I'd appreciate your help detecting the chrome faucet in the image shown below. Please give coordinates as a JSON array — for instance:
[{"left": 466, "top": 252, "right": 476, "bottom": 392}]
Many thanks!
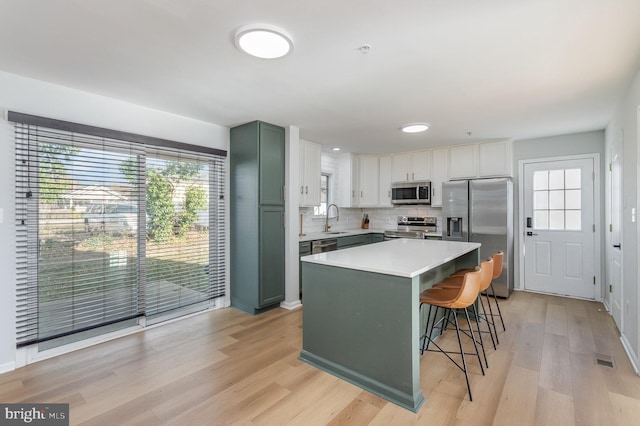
[{"left": 324, "top": 203, "right": 339, "bottom": 232}]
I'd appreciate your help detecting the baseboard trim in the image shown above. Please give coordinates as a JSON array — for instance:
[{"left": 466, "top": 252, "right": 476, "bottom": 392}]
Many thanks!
[
  {"left": 620, "top": 333, "right": 640, "bottom": 375},
  {"left": 280, "top": 300, "right": 302, "bottom": 310},
  {"left": 299, "top": 350, "right": 424, "bottom": 412},
  {"left": 0, "top": 361, "right": 15, "bottom": 374}
]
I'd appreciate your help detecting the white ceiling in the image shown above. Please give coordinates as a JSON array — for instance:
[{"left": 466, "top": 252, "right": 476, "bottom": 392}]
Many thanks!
[{"left": 1, "top": 0, "right": 640, "bottom": 154}]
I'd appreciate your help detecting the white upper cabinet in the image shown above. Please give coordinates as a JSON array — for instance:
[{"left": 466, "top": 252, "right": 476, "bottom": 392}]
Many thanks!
[
  {"left": 298, "top": 139, "right": 322, "bottom": 206},
  {"left": 359, "top": 155, "right": 379, "bottom": 207},
  {"left": 337, "top": 153, "right": 359, "bottom": 208},
  {"left": 413, "top": 150, "right": 431, "bottom": 181},
  {"left": 378, "top": 156, "right": 393, "bottom": 207},
  {"left": 478, "top": 139, "right": 513, "bottom": 177},
  {"left": 392, "top": 150, "right": 431, "bottom": 182},
  {"left": 448, "top": 144, "right": 478, "bottom": 180},
  {"left": 430, "top": 148, "right": 448, "bottom": 207},
  {"left": 391, "top": 152, "right": 410, "bottom": 182}
]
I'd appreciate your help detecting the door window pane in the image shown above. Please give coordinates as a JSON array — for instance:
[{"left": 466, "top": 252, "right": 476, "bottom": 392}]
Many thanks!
[
  {"left": 549, "top": 170, "right": 564, "bottom": 190},
  {"left": 145, "top": 157, "right": 212, "bottom": 318},
  {"left": 565, "top": 190, "right": 581, "bottom": 209},
  {"left": 534, "top": 171, "right": 548, "bottom": 190},
  {"left": 532, "top": 168, "right": 582, "bottom": 231},
  {"left": 549, "top": 190, "right": 565, "bottom": 210},
  {"left": 534, "top": 191, "right": 548, "bottom": 209},
  {"left": 534, "top": 210, "right": 549, "bottom": 229},
  {"left": 565, "top": 211, "right": 581, "bottom": 230},
  {"left": 565, "top": 169, "right": 581, "bottom": 189},
  {"left": 549, "top": 210, "right": 564, "bottom": 230}
]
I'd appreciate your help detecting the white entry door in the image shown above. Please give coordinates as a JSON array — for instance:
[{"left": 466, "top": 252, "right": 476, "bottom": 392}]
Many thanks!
[{"left": 523, "top": 158, "right": 596, "bottom": 299}]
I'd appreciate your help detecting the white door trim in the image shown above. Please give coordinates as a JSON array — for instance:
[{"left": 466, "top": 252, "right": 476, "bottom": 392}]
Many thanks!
[{"left": 518, "top": 153, "right": 602, "bottom": 300}]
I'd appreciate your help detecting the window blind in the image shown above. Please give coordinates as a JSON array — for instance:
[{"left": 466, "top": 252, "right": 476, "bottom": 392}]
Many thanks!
[{"left": 12, "top": 112, "right": 226, "bottom": 347}]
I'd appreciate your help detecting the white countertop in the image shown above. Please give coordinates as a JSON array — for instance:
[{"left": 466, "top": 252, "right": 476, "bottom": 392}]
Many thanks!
[{"left": 301, "top": 239, "right": 480, "bottom": 278}]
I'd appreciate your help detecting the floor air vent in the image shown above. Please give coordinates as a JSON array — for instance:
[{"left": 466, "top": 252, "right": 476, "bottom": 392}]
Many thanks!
[{"left": 594, "top": 353, "right": 616, "bottom": 368}]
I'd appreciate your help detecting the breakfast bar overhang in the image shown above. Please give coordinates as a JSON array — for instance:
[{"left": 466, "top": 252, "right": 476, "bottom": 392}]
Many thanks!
[{"left": 299, "top": 239, "right": 481, "bottom": 412}]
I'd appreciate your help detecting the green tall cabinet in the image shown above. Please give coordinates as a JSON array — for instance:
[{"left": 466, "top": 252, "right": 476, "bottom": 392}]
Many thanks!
[{"left": 230, "top": 121, "right": 285, "bottom": 314}]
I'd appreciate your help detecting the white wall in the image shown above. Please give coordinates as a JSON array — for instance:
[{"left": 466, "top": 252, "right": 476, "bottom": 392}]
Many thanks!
[
  {"left": 606, "top": 63, "right": 640, "bottom": 372},
  {"left": 282, "top": 126, "right": 302, "bottom": 310},
  {"left": 0, "top": 71, "right": 229, "bottom": 373}
]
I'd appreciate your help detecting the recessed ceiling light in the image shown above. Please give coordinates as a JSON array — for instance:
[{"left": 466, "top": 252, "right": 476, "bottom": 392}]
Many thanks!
[
  {"left": 234, "top": 24, "right": 294, "bottom": 59},
  {"left": 401, "top": 123, "right": 430, "bottom": 133},
  {"left": 332, "top": 147, "right": 341, "bottom": 151}
]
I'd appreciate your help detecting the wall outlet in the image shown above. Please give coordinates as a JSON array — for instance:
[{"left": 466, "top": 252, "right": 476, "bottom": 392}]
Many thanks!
[{"left": 385, "top": 217, "right": 391, "bottom": 224}]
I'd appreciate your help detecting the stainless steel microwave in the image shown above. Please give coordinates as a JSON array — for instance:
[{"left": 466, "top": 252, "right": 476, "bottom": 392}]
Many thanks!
[{"left": 391, "top": 182, "right": 431, "bottom": 205}]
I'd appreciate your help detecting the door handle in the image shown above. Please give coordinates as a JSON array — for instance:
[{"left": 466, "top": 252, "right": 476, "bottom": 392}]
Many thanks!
[
  {"left": 613, "top": 244, "right": 621, "bottom": 248},
  {"left": 526, "top": 231, "right": 538, "bottom": 236}
]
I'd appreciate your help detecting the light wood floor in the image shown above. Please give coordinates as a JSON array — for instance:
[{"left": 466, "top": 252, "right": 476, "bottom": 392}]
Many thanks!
[{"left": 2, "top": 291, "right": 640, "bottom": 425}]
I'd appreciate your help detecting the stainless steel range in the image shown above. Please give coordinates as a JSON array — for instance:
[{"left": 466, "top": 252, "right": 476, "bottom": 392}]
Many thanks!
[{"left": 384, "top": 216, "right": 438, "bottom": 240}]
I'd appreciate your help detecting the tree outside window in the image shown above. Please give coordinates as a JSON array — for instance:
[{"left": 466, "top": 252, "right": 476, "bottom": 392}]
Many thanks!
[{"left": 314, "top": 174, "right": 330, "bottom": 215}]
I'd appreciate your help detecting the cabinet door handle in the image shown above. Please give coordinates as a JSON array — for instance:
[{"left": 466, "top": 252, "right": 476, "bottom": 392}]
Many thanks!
[
  {"left": 300, "top": 185, "right": 304, "bottom": 194},
  {"left": 352, "top": 190, "right": 355, "bottom": 198},
  {"left": 305, "top": 186, "right": 308, "bottom": 194},
  {"left": 388, "top": 190, "right": 391, "bottom": 197},
  {"left": 406, "top": 172, "right": 409, "bottom": 181},
  {"left": 361, "top": 190, "right": 363, "bottom": 197},
  {"left": 432, "top": 187, "right": 435, "bottom": 197},
  {"left": 412, "top": 172, "right": 415, "bottom": 180}
]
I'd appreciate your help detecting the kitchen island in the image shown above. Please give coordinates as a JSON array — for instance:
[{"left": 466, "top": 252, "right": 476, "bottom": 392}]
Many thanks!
[{"left": 299, "top": 238, "right": 481, "bottom": 412}]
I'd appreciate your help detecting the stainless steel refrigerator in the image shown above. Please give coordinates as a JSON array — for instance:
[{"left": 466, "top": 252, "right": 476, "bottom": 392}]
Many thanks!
[{"left": 442, "top": 178, "right": 514, "bottom": 298}]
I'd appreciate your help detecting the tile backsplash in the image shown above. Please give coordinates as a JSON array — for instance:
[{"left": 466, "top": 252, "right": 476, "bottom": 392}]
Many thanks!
[{"left": 298, "top": 206, "right": 443, "bottom": 234}]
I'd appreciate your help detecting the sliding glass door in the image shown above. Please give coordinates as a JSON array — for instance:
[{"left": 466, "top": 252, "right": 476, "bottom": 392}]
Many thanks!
[{"left": 14, "top": 115, "right": 226, "bottom": 351}]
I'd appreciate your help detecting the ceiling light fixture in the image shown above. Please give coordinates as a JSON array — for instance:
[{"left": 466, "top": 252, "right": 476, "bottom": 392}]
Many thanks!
[
  {"left": 332, "top": 147, "right": 341, "bottom": 151},
  {"left": 234, "top": 24, "right": 294, "bottom": 59},
  {"left": 401, "top": 123, "right": 430, "bottom": 133}
]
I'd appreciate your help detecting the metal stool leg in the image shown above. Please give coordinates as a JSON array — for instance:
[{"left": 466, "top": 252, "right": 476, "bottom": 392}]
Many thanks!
[
  {"left": 470, "top": 303, "right": 488, "bottom": 370},
  {"left": 453, "top": 309, "right": 473, "bottom": 401},
  {"left": 489, "top": 282, "right": 506, "bottom": 332},
  {"left": 463, "top": 306, "right": 484, "bottom": 377},
  {"left": 478, "top": 292, "right": 497, "bottom": 350}
]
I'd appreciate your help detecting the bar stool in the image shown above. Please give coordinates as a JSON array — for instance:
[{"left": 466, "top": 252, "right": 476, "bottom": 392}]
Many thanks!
[
  {"left": 486, "top": 251, "right": 506, "bottom": 332},
  {"left": 419, "top": 268, "right": 484, "bottom": 401},
  {"left": 432, "top": 257, "right": 495, "bottom": 366},
  {"left": 451, "top": 251, "right": 506, "bottom": 335}
]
